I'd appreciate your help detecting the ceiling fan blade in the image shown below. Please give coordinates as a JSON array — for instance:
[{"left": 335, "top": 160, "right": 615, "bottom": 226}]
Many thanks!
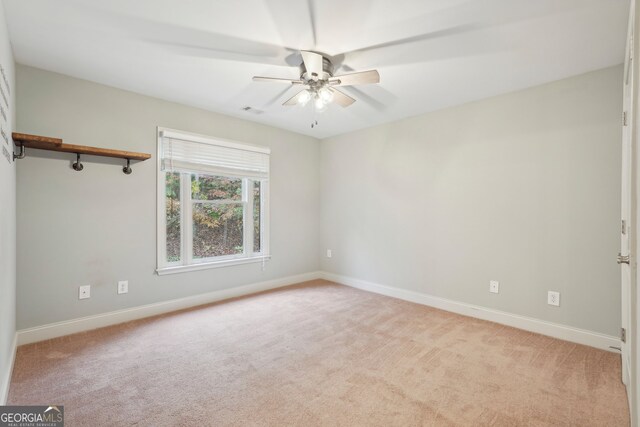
[
  {"left": 330, "top": 88, "right": 356, "bottom": 107},
  {"left": 307, "top": 0, "right": 318, "bottom": 47},
  {"left": 338, "top": 0, "right": 581, "bottom": 66},
  {"left": 300, "top": 51, "right": 323, "bottom": 78},
  {"left": 253, "top": 76, "right": 303, "bottom": 84},
  {"left": 283, "top": 90, "right": 307, "bottom": 106},
  {"left": 261, "top": 0, "right": 316, "bottom": 53},
  {"left": 81, "top": 7, "right": 297, "bottom": 66},
  {"left": 263, "top": 86, "right": 294, "bottom": 107},
  {"left": 329, "top": 70, "right": 380, "bottom": 86}
]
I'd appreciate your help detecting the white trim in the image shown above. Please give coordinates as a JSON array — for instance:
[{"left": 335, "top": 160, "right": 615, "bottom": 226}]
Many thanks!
[
  {"left": 260, "top": 180, "right": 270, "bottom": 256},
  {"left": 16, "top": 271, "right": 321, "bottom": 345},
  {"left": 156, "top": 255, "right": 271, "bottom": 275},
  {"left": 321, "top": 272, "right": 621, "bottom": 352},
  {"left": 243, "top": 178, "right": 253, "bottom": 256},
  {"left": 1, "top": 333, "right": 17, "bottom": 405},
  {"left": 13, "top": 270, "right": 620, "bottom": 353},
  {"left": 183, "top": 173, "right": 193, "bottom": 263},
  {"left": 156, "top": 130, "right": 164, "bottom": 271}
]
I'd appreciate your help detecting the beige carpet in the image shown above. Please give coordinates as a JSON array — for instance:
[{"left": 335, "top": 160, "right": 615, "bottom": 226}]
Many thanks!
[{"left": 9, "top": 280, "right": 629, "bottom": 426}]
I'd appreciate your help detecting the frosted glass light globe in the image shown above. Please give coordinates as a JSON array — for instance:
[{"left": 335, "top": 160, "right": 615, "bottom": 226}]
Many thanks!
[
  {"left": 318, "top": 87, "right": 333, "bottom": 103},
  {"left": 298, "top": 90, "right": 311, "bottom": 105},
  {"left": 314, "top": 96, "right": 327, "bottom": 112}
]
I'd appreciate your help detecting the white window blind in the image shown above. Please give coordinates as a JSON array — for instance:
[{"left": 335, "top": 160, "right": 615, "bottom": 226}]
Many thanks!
[{"left": 159, "top": 129, "right": 270, "bottom": 179}]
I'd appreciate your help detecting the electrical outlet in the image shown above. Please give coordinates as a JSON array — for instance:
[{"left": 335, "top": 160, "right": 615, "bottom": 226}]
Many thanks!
[
  {"left": 547, "top": 291, "right": 560, "bottom": 306},
  {"left": 489, "top": 280, "right": 499, "bottom": 294},
  {"left": 118, "top": 280, "right": 128, "bottom": 294},
  {"left": 79, "top": 285, "right": 90, "bottom": 300},
  {"left": 326, "top": 249, "right": 332, "bottom": 258}
]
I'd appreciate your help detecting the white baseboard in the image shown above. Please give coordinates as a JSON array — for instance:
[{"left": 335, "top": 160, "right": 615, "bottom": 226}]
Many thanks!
[
  {"left": 321, "top": 272, "right": 620, "bottom": 352},
  {"left": 17, "top": 271, "right": 322, "bottom": 346},
  {"left": 1, "top": 333, "right": 17, "bottom": 405},
  {"left": 14, "top": 270, "right": 620, "bottom": 353}
]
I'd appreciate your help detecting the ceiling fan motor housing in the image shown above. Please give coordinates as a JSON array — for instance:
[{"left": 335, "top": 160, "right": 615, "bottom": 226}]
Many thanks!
[{"left": 300, "top": 55, "right": 334, "bottom": 82}]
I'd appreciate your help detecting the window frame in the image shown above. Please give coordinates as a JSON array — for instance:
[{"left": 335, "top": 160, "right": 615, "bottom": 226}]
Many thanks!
[{"left": 156, "top": 128, "right": 270, "bottom": 275}]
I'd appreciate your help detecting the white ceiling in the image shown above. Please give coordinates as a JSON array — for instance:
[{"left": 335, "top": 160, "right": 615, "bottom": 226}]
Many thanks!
[{"left": 2, "top": 0, "right": 630, "bottom": 138}]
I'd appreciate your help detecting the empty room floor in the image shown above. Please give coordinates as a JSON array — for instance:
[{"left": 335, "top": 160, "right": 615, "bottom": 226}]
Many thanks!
[{"left": 8, "top": 280, "right": 628, "bottom": 426}]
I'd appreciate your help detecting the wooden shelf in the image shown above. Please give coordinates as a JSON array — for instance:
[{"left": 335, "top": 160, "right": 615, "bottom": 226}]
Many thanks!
[
  {"left": 12, "top": 132, "right": 151, "bottom": 161},
  {"left": 12, "top": 132, "right": 62, "bottom": 148}
]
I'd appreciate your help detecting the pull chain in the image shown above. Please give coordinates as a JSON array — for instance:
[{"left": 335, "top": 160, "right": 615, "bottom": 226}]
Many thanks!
[{"left": 311, "top": 104, "right": 319, "bottom": 129}]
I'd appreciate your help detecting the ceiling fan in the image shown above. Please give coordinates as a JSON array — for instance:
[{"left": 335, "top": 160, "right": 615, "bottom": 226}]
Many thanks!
[{"left": 252, "top": 51, "right": 380, "bottom": 111}]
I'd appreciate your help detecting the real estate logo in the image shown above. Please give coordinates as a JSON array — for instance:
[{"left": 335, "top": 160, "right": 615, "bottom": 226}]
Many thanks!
[{"left": 0, "top": 405, "right": 64, "bottom": 427}]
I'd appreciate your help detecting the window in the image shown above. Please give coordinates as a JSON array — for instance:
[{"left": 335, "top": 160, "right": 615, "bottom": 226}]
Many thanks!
[{"left": 157, "top": 128, "right": 270, "bottom": 274}]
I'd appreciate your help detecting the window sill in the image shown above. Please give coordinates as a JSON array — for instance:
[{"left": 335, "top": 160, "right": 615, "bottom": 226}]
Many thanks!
[{"left": 156, "top": 256, "right": 270, "bottom": 276}]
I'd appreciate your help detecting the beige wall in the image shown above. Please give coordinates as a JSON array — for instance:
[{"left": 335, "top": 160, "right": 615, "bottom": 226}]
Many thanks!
[
  {"left": 14, "top": 62, "right": 624, "bottom": 341},
  {"left": 0, "top": 2, "right": 16, "bottom": 404},
  {"left": 15, "top": 65, "right": 320, "bottom": 329},
  {"left": 320, "top": 65, "right": 623, "bottom": 336}
]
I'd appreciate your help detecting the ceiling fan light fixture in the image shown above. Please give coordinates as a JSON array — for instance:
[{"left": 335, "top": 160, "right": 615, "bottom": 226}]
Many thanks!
[
  {"left": 314, "top": 95, "right": 327, "bottom": 112},
  {"left": 298, "top": 89, "right": 311, "bottom": 105},
  {"left": 318, "top": 87, "right": 333, "bottom": 103},
  {"left": 253, "top": 50, "right": 379, "bottom": 111}
]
